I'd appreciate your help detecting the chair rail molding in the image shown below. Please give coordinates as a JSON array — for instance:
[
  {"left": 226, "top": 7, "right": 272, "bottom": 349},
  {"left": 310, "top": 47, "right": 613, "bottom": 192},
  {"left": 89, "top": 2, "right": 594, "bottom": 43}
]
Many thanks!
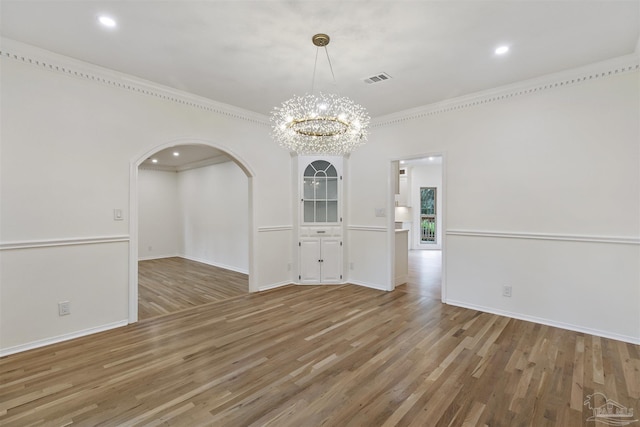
[
  {"left": 0, "top": 235, "right": 130, "bottom": 251},
  {"left": 446, "top": 229, "right": 640, "bottom": 246}
]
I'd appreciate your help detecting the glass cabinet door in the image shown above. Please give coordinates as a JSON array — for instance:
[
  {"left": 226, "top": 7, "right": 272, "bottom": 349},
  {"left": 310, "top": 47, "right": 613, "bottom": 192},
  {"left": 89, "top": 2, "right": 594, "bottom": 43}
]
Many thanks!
[{"left": 302, "top": 160, "right": 339, "bottom": 224}]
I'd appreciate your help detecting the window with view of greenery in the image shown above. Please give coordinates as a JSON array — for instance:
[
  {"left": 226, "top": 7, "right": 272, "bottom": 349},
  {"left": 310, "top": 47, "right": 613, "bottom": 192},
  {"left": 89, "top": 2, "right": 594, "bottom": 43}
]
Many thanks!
[{"left": 420, "top": 187, "right": 436, "bottom": 243}]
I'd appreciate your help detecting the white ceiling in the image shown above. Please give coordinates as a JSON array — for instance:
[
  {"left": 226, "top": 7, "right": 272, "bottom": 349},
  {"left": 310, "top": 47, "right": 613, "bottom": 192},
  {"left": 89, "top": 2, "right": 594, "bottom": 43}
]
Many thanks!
[
  {"left": 139, "top": 145, "right": 229, "bottom": 170},
  {"left": 1, "top": 0, "right": 638, "bottom": 120}
]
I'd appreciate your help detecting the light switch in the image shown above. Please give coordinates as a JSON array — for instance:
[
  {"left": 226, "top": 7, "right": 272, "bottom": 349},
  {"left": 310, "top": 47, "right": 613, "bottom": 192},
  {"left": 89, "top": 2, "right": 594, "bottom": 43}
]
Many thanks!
[
  {"left": 375, "top": 208, "right": 386, "bottom": 217},
  {"left": 113, "top": 209, "right": 124, "bottom": 221}
]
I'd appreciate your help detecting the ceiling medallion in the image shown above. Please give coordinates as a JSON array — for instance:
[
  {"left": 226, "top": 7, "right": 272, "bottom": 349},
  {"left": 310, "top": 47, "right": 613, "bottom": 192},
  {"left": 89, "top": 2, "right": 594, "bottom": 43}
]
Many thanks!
[{"left": 271, "top": 34, "right": 370, "bottom": 156}]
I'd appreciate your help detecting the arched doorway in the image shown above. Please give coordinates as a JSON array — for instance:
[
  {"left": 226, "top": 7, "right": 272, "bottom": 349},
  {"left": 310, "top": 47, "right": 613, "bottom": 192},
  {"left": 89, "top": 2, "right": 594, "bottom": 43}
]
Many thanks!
[{"left": 128, "top": 139, "right": 256, "bottom": 323}]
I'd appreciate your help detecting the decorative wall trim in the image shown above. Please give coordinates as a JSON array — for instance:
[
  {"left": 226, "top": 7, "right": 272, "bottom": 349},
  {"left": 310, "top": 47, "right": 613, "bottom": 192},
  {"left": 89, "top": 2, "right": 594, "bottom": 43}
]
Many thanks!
[
  {"left": 0, "top": 235, "right": 130, "bottom": 251},
  {"left": 257, "top": 226, "right": 293, "bottom": 232},
  {"left": 446, "top": 299, "right": 639, "bottom": 345},
  {"left": 0, "top": 38, "right": 269, "bottom": 126},
  {"left": 348, "top": 280, "right": 393, "bottom": 292},
  {"left": 257, "top": 281, "right": 293, "bottom": 292},
  {"left": 0, "top": 320, "right": 129, "bottom": 357},
  {"left": 138, "top": 254, "right": 181, "bottom": 262},
  {"left": 446, "top": 229, "right": 640, "bottom": 246},
  {"left": 180, "top": 254, "right": 249, "bottom": 275},
  {"left": 373, "top": 54, "right": 640, "bottom": 127},
  {"left": 347, "top": 226, "right": 388, "bottom": 232}
]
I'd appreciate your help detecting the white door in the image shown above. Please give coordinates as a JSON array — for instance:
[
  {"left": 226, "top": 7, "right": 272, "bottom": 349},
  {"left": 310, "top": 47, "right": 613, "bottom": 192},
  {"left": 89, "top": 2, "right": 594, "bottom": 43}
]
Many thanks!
[
  {"left": 300, "top": 238, "right": 321, "bottom": 284},
  {"left": 299, "top": 237, "right": 342, "bottom": 284},
  {"left": 320, "top": 238, "right": 342, "bottom": 283}
]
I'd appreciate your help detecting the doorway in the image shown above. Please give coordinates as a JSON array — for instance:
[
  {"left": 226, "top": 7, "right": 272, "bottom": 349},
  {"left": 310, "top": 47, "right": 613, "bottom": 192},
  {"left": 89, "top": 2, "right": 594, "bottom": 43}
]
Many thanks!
[
  {"left": 129, "top": 140, "right": 255, "bottom": 323},
  {"left": 392, "top": 155, "right": 444, "bottom": 301}
]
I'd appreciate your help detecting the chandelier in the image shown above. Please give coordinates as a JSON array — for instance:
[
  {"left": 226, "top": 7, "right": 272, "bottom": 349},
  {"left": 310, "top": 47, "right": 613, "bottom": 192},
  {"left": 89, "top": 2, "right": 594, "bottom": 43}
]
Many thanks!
[{"left": 271, "top": 34, "right": 370, "bottom": 156}]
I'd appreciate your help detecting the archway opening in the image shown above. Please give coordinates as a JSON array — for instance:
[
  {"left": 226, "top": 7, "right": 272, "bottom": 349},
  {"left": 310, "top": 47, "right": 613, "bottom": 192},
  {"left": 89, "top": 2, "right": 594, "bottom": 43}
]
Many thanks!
[{"left": 129, "top": 140, "right": 255, "bottom": 322}]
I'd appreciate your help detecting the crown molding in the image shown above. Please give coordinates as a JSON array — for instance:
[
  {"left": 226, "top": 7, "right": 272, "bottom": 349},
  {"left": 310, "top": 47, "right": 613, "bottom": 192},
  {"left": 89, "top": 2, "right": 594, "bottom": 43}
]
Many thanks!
[
  {"left": 0, "top": 37, "right": 269, "bottom": 126},
  {"left": 372, "top": 53, "right": 640, "bottom": 128}
]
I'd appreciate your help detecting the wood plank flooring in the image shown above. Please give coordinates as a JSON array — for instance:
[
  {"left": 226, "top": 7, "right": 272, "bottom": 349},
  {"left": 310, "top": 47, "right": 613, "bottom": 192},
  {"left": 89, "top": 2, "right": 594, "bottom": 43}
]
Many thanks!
[
  {"left": 138, "top": 257, "right": 248, "bottom": 320},
  {"left": 396, "top": 249, "right": 442, "bottom": 300},
  {"left": 2, "top": 284, "right": 638, "bottom": 426}
]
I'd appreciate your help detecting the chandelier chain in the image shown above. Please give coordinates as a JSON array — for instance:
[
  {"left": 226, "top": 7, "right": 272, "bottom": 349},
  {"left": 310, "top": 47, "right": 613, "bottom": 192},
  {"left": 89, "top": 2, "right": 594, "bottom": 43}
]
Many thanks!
[
  {"left": 324, "top": 47, "right": 337, "bottom": 86},
  {"left": 311, "top": 48, "right": 319, "bottom": 94}
]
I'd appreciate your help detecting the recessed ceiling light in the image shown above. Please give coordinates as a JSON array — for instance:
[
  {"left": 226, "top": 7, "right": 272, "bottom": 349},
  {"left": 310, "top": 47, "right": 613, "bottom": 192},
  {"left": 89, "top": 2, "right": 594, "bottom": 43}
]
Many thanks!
[
  {"left": 98, "top": 15, "right": 117, "bottom": 28},
  {"left": 151, "top": 159, "right": 158, "bottom": 163},
  {"left": 495, "top": 45, "right": 509, "bottom": 55},
  {"left": 173, "top": 152, "right": 180, "bottom": 157},
  {"left": 400, "top": 160, "right": 406, "bottom": 164},
  {"left": 428, "top": 157, "right": 434, "bottom": 161}
]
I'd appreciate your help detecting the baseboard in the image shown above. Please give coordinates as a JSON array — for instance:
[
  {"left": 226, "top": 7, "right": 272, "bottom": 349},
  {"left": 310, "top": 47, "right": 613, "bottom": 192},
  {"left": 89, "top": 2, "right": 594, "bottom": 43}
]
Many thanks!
[
  {"left": 138, "top": 254, "right": 180, "bottom": 261},
  {"left": 0, "top": 320, "right": 129, "bottom": 357},
  {"left": 257, "top": 281, "right": 292, "bottom": 292},
  {"left": 394, "top": 275, "right": 409, "bottom": 286},
  {"left": 446, "top": 299, "right": 640, "bottom": 345},
  {"left": 348, "top": 280, "right": 393, "bottom": 292},
  {"left": 179, "top": 255, "right": 249, "bottom": 275}
]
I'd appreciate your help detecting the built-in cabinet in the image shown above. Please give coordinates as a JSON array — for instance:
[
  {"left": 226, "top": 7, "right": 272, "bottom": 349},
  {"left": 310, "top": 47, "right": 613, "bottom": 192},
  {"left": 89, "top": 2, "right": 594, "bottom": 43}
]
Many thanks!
[
  {"left": 299, "top": 237, "right": 342, "bottom": 283},
  {"left": 297, "top": 156, "right": 344, "bottom": 285}
]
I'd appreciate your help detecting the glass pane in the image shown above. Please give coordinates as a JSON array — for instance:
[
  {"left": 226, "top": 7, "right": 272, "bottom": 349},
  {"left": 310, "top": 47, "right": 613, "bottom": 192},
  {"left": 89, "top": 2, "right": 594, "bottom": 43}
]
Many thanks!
[
  {"left": 312, "top": 160, "right": 330, "bottom": 172},
  {"left": 421, "top": 187, "right": 436, "bottom": 215},
  {"left": 327, "top": 201, "right": 338, "bottom": 222},
  {"left": 304, "top": 164, "right": 316, "bottom": 177},
  {"left": 316, "top": 177, "right": 327, "bottom": 200},
  {"left": 303, "top": 178, "right": 315, "bottom": 199},
  {"left": 304, "top": 201, "right": 315, "bottom": 222},
  {"left": 327, "top": 178, "right": 338, "bottom": 199},
  {"left": 315, "top": 201, "right": 327, "bottom": 222},
  {"left": 326, "top": 165, "right": 337, "bottom": 177}
]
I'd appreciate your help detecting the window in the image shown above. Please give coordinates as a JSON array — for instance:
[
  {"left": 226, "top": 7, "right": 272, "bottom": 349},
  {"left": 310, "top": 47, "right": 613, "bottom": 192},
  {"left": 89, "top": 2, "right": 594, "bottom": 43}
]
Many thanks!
[
  {"left": 420, "top": 187, "right": 436, "bottom": 243},
  {"left": 303, "top": 160, "right": 338, "bottom": 223}
]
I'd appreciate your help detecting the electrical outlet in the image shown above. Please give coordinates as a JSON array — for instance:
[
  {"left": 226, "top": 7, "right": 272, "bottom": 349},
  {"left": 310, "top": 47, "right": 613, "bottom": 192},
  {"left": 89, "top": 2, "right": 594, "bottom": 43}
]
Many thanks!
[
  {"left": 502, "top": 285, "right": 512, "bottom": 297},
  {"left": 148, "top": 246, "right": 153, "bottom": 251},
  {"left": 349, "top": 262, "right": 354, "bottom": 270},
  {"left": 58, "top": 301, "right": 71, "bottom": 316},
  {"left": 287, "top": 263, "right": 291, "bottom": 271}
]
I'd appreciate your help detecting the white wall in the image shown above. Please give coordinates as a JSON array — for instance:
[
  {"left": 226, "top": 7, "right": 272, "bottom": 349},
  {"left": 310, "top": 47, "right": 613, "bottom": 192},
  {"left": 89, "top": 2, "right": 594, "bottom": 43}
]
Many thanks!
[
  {"left": 137, "top": 163, "right": 249, "bottom": 273},
  {"left": 348, "top": 60, "right": 640, "bottom": 343},
  {"left": 138, "top": 169, "right": 181, "bottom": 259},
  {"left": 179, "top": 162, "right": 249, "bottom": 273},
  {"left": 410, "top": 163, "right": 443, "bottom": 249},
  {"left": 0, "top": 39, "right": 292, "bottom": 355}
]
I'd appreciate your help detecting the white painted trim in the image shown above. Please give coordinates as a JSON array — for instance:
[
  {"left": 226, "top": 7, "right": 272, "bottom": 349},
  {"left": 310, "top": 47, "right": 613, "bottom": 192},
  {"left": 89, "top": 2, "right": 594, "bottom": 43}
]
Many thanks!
[
  {"left": 348, "top": 280, "right": 392, "bottom": 292},
  {"left": 0, "top": 235, "right": 129, "bottom": 250},
  {"left": 180, "top": 254, "right": 249, "bottom": 275},
  {"left": 0, "top": 320, "right": 128, "bottom": 357},
  {"left": 446, "top": 299, "right": 640, "bottom": 345},
  {"left": 258, "top": 281, "right": 293, "bottom": 292},
  {"left": 394, "top": 275, "right": 409, "bottom": 287},
  {"left": 129, "top": 138, "right": 257, "bottom": 323},
  {"left": 257, "top": 226, "right": 293, "bottom": 232},
  {"left": 347, "top": 226, "right": 387, "bottom": 232},
  {"left": 373, "top": 54, "right": 639, "bottom": 127},
  {"left": 446, "top": 229, "right": 640, "bottom": 245},
  {"left": 138, "top": 254, "right": 181, "bottom": 261},
  {"left": 0, "top": 37, "right": 268, "bottom": 125}
]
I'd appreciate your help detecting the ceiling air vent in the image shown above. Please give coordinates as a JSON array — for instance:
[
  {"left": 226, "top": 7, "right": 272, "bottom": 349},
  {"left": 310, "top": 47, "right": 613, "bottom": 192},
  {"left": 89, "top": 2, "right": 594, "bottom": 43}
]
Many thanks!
[{"left": 364, "top": 72, "right": 392, "bottom": 84}]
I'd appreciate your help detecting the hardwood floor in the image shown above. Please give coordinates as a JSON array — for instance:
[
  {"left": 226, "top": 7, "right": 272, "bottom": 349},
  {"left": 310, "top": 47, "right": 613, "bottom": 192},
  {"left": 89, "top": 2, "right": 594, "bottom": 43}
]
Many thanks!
[
  {"left": 138, "top": 257, "right": 248, "bottom": 320},
  {"left": 397, "top": 249, "right": 442, "bottom": 300},
  {"left": 2, "top": 283, "right": 638, "bottom": 426}
]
